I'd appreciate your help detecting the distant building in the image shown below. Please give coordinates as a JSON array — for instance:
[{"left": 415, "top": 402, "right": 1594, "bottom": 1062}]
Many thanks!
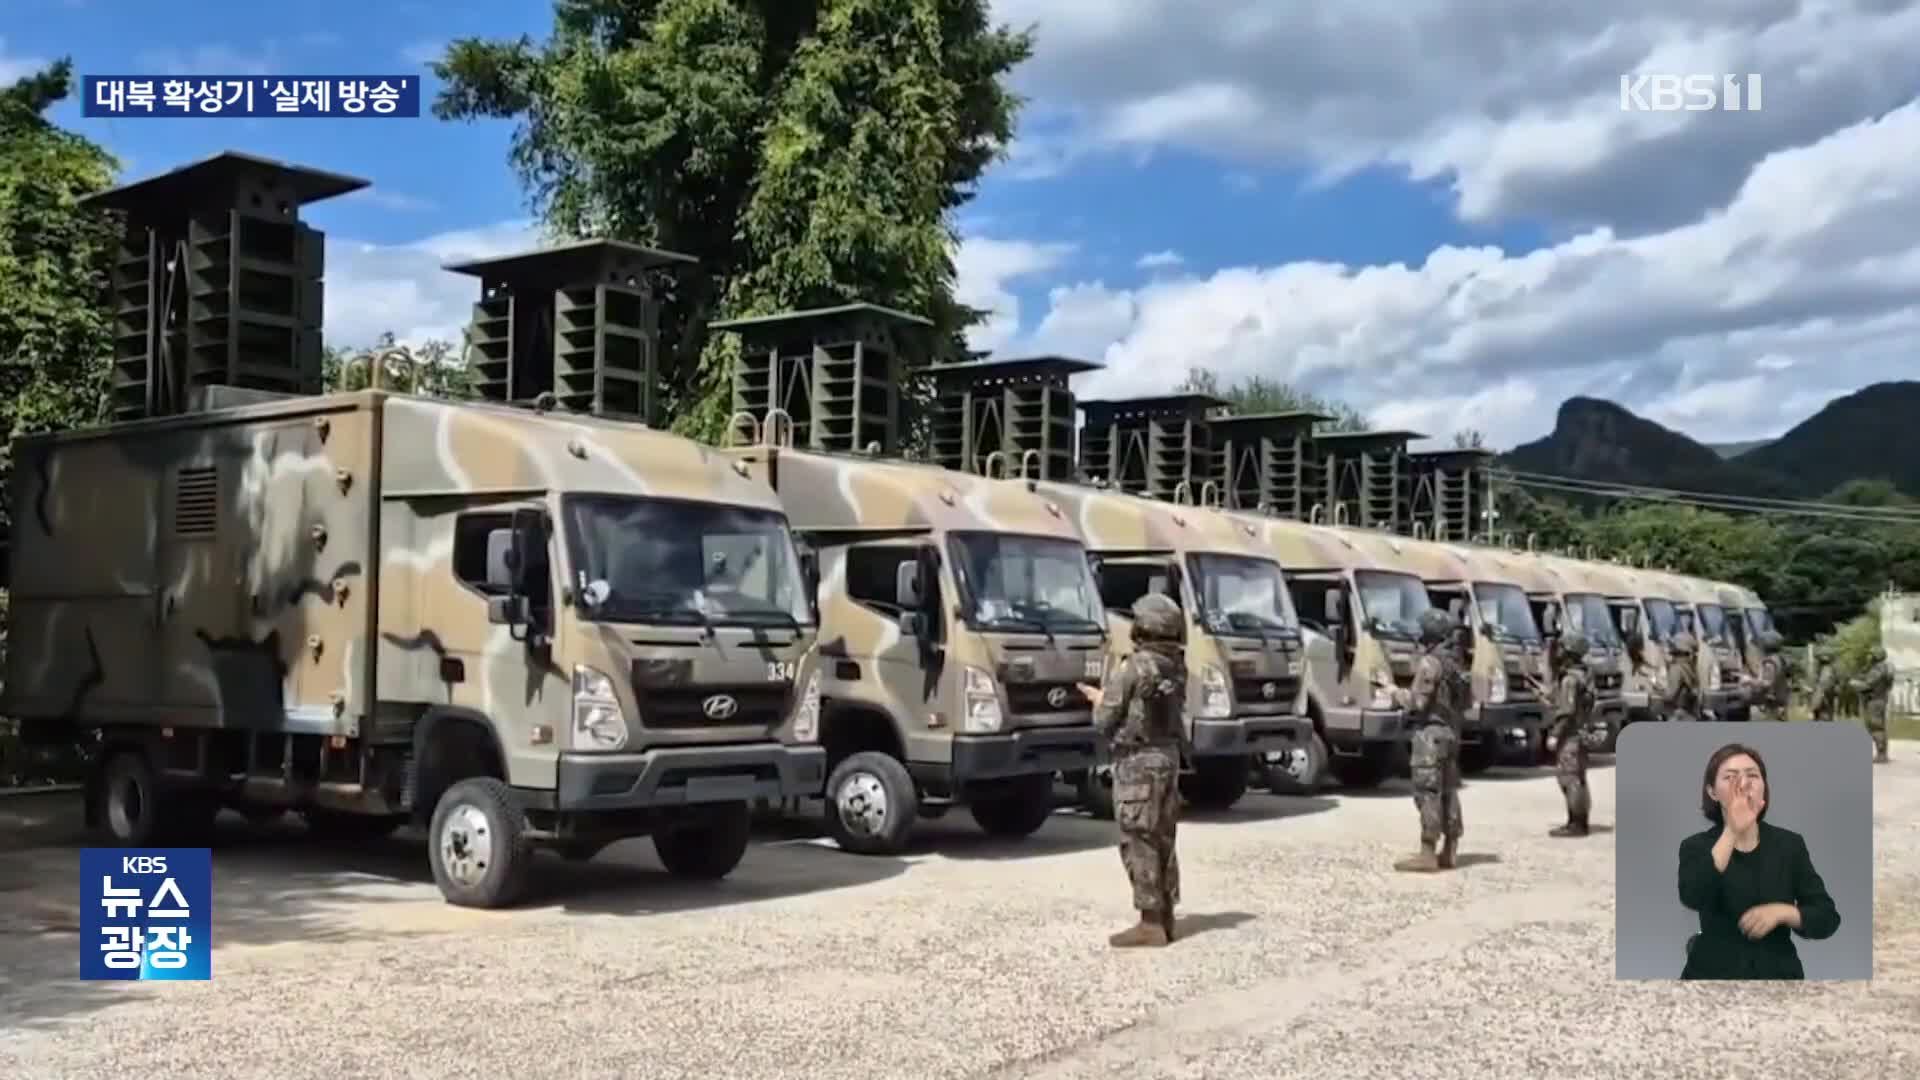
[{"left": 1881, "top": 591, "right": 1920, "bottom": 715}]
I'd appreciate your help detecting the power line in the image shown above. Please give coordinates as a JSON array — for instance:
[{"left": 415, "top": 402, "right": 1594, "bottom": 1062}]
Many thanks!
[
  {"left": 1495, "top": 467, "right": 1920, "bottom": 521},
  {"left": 1494, "top": 473, "right": 1920, "bottom": 526}
]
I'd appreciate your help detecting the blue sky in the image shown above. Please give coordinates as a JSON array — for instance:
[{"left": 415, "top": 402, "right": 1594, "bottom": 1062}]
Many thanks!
[{"left": 8, "top": 2, "right": 1920, "bottom": 450}]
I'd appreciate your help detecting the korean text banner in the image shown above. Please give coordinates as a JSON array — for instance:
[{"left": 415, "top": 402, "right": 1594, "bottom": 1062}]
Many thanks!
[
  {"left": 82, "top": 77, "right": 420, "bottom": 118},
  {"left": 80, "top": 848, "right": 213, "bottom": 981}
]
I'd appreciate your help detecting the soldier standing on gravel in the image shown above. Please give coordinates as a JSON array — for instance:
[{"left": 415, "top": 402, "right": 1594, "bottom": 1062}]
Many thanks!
[
  {"left": 1852, "top": 646, "right": 1893, "bottom": 764},
  {"left": 1751, "top": 632, "right": 1790, "bottom": 723},
  {"left": 1665, "top": 631, "right": 1701, "bottom": 722},
  {"left": 1078, "top": 592, "right": 1188, "bottom": 948},
  {"left": 1378, "top": 608, "right": 1465, "bottom": 873},
  {"left": 1545, "top": 631, "right": 1595, "bottom": 838},
  {"left": 1809, "top": 647, "right": 1838, "bottom": 722}
]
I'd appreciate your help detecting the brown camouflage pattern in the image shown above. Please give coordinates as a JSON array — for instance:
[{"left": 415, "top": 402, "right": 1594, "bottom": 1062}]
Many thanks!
[
  {"left": 1551, "top": 666, "right": 1593, "bottom": 819},
  {"left": 1855, "top": 659, "right": 1892, "bottom": 756},
  {"left": 1648, "top": 570, "right": 1742, "bottom": 717},
  {"left": 1095, "top": 644, "right": 1185, "bottom": 912},
  {"left": 4, "top": 390, "right": 819, "bottom": 793},
  {"left": 722, "top": 447, "right": 1104, "bottom": 766}
]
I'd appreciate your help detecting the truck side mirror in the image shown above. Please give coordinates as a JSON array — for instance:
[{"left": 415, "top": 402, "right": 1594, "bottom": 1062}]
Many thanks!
[
  {"left": 1323, "top": 589, "right": 1346, "bottom": 624},
  {"left": 895, "top": 560, "right": 924, "bottom": 609},
  {"left": 900, "top": 611, "right": 925, "bottom": 638},
  {"left": 487, "top": 594, "right": 530, "bottom": 626},
  {"left": 485, "top": 527, "right": 518, "bottom": 591}
]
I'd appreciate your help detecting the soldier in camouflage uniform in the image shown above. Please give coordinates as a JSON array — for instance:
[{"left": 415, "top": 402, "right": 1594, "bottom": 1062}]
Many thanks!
[
  {"left": 1853, "top": 645, "right": 1893, "bottom": 764},
  {"left": 1547, "top": 631, "right": 1594, "bottom": 837},
  {"left": 1751, "top": 631, "right": 1789, "bottom": 723},
  {"left": 1080, "top": 593, "right": 1188, "bottom": 947},
  {"left": 1385, "top": 608, "right": 1465, "bottom": 872},
  {"left": 1664, "top": 631, "right": 1701, "bottom": 722},
  {"left": 1809, "top": 646, "right": 1837, "bottom": 722}
]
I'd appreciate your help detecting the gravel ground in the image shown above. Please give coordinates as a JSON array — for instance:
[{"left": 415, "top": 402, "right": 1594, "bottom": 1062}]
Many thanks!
[{"left": 2, "top": 754, "right": 1916, "bottom": 1080}]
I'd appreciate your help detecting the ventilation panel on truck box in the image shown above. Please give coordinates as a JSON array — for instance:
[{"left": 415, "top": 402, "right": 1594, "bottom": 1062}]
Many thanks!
[
  {"left": 1076, "top": 394, "right": 1224, "bottom": 500},
  {"left": 713, "top": 304, "right": 935, "bottom": 457},
  {"left": 82, "top": 152, "right": 366, "bottom": 420},
  {"left": 446, "top": 240, "right": 696, "bottom": 423},
  {"left": 1314, "top": 430, "right": 1421, "bottom": 532},
  {"left": 924, "top": 355, "right": 1098, "bottom": 479},
  {"left": 1407, "top": 448, "right": 1495, "bottom": 542},
  {"left": 1206, "top": 411, "right": 1332, "bottom": 517}
]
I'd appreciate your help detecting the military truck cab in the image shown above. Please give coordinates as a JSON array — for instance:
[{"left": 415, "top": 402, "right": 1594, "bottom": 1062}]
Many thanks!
[
  {"left": 1037, "top": 484, "right": 1312, "bottom": 810},
  {"left": 1534, "top": 553, "right": 1633, "bottom": 751},
  {"left": 1669, "top": 573, "right": 1745, "bottom": 720},
  {"left": 1716, "top": 579, "right": 1773, "bottom": 717},
  {"left": 1244, "top": 518, "right": 1431, "bottom": 789},
  {"left": 714, "top": 310, "right": 1104, "bottom": 855}
]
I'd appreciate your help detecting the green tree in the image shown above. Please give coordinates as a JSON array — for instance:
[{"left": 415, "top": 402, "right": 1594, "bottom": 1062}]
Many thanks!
[
  {"left": 0, "top": 59, "right": 120, "bottom": 551},
  {"left": 430, "top": 0, "right": 1031, "bottom": 440},
  {"left": 1173, "top": 367, "right": 1369, "bottom": 433},
  {"left": 1453, "top": 428, "right": 1486, "bottom": 449},
  {"left": 323, "top": 333, "right": 475, "bottom": 398}
]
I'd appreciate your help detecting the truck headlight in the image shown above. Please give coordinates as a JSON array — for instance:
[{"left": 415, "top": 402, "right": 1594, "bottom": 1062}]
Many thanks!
[
  {"left": 1488, "top": 672, "right": 1508, "bottom": 705},
  {"left": 1708, "top": 663, "right": 1722, "bottom": 690},
  {"left": 1370, "top": 672, "right": 1397, "bottom": 710},
  {"left": 1197, "top": 665, "right": 1232, "bottom": 719},
  {"left": 1285, "top": 658, "right": 1303, "bottom": 677},
  {"left": 790, "top": 670, "right": 821, "bottom": 743},
  {"left": 571, "top": 665, "right": 628, "bottom": 751},
  {"left": 962, "top": 665, "right": 1003, "bottom": 733}
]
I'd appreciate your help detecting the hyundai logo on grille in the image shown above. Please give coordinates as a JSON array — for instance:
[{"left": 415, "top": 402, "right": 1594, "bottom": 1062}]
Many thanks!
[
  {"left": 1046, "top": 686, "right": 1071, "bottom": 709},
  {"left": 702, "top": 695, "right": 739, "bottom": 720},
  {"left": 1261, "top": 681, "right": 1278, "bottom": 700}
]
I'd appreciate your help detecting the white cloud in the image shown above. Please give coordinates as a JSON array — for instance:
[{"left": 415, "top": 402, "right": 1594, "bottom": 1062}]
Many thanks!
[
  {"left": 323, "top": 221, "right": 540, "bottom": 350},
  {"left": 341, "top": 188, "right": 438, "bottom": 213},
  {"left": 994, "top": 98, "right": 1920, "bottom": 450},
  {"left": 1136, "top": 250, "right": 1184, "bottom": 270},
  {"left": 992, "top": 0, "right": 1920, "bottom": 230},
  {"left": 0, "top": 39, "right": 46, "bottom": 84},
  {"left": 952, "top": 237, "right": 1075, "bottom": 353}
]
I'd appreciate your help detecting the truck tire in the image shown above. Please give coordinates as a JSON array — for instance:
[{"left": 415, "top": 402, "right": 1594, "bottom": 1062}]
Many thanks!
[
  {"left": 823, "top": 751, "right": 918, "bottom": 856},
  {"left": 1261, "top": 732, "right": 1328, "bottom": 796},
  {"left": 427, "top": 777, "right": 532, "bottom": 909},
  {"left": 97, "top": 749, "right": 215, "bottom": 845},
  {"left": 302, "top": 808, "right": 403, "bottom": 845},
  {"left": 1328, "top": 746, "right": 1392, "bottom": 789},
  {"left": 1180, "top": 756, "right": 1251, "bottom": 810},
  {"left": 969, "top": 774, "right": 1056, "bottom": 838},
  {"left": 654, "top": 802, "right": 752, "bottom": 880},
  {"left": 1078, "top": 764, "right": 1115, "bottom": 820}
]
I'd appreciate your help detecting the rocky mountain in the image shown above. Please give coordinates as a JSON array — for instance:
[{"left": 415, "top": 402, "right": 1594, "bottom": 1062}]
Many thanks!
[
  {"left": 1706, "top": 439, "right": 1774, "bottom": 459},
  {"left": 1500, "top": 382, "right": 1920, "bottom": 500}
]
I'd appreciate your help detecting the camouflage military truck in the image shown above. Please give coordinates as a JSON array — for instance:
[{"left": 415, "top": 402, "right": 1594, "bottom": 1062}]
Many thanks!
[
  {"left": 712, "top": 311, "right": 1107, "bottom": 856},
  {"left": 1031, "top": 483, "right": 1312, "bottom": 810},
  {"left": 1714, "top": 578, "right": 1777, "bottom": 692},
  {"left": 1532, "top": 552, "right": 1634, "bottom": 750},
  {"left": 1, "top": 391, "right": 828, "bottom": 907},
  {"left": 1667, "top": 572, "right": 1746, "bottom": 720},
  {"left": 1233, "top": 515, "right": 1435, "bottom": 789},
  {"left": 1389, "top": 536, "right": 1549, "bottom": 770},
  {"left": 1548, "top": 557, "right": 1670, "bottom": 747},
  {"left": 1470, "top": 549, "right": 1625, "bottom": 756}
]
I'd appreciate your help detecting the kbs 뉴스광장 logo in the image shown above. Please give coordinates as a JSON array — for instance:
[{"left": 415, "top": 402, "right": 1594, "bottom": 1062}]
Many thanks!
[{"left": 79, "top": 848, "right": 212, "bottom": 981}]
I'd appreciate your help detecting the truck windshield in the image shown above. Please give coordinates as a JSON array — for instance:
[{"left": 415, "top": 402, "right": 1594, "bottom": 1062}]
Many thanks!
[
  {"left": 1188, "top": 553, "right": 1297, "bottom": 636},
  {"left": 1473, "top": 582, "right": 1541, "bottom": 642},
  {"left": 950, "top": 532, "right": 1105, "bottom": 632},
  {"left": 561, "top": 495, "right": 812, "bottom": 627},
  {"left": 1354, "top": 569, "right": 1432, "bottom": 638},
  {"left": 1566, "top": 592, "right": 1622, "bottom": 646},
  {"left": 1746, "top": 607, "right": 1775, "bottom": 637},
  {"left": 1697, "top": 603, "right": 1730, "bottom": 644},
  {"left": 1643, "top": 598, "right": 1677, "bottom": 642}
]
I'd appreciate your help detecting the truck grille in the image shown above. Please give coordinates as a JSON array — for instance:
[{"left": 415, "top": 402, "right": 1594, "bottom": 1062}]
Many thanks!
[
  {"left": 1506, "top": 672, "right": 1539, "bottom": 702},
  {"left": 1005, "top": 681, "right": 1088, "bottom": 717},
  {"left": 1596, "top": 672, "right": 1622, "bottom": 693},
  {"left": 1234, "top": 676, "right": 1299, "bottom": 707},
  {"left": 631, "top": 679, "right": 792, "bottom": 729}
]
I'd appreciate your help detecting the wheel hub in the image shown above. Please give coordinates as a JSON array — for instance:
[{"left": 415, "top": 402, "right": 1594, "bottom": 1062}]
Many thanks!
[
  {"left": 439, "top": 805, "right": 493, "bottom": 887},
  {"left": 835, "top": 773, "right": 890, "bottom": 838},
  {"left": 1268, "top": 747, "right": 1311, "bottom": 784},
  {"left": 108, "top": 772, "right": 145, "bottom": 838}
]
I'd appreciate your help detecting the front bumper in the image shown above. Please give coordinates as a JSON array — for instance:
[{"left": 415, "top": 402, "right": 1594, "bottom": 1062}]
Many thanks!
[
  {"left": 948, "top": 724, "right": 1098, "bottom": 783},
  {"left": 1478, "top": 702, "right": 1546, "bottom": 763},
  {"left": 1320, "top": 705, "right": 1406, "bottom": 747},
  {"left": 1705, "top": 689, "right": 1743, "bottom": 716},
  {"left": 1190, "top": 715, "right": 1312, "bottom": 757},
  {"left": 546, "top": 743, "right": 827, "bottom": 813}
]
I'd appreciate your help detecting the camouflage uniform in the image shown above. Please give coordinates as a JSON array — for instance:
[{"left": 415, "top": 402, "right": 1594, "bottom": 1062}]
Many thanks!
[
  {"left": 1548, "top": 631, "right": 1594, "bottom": 837},
  {"left": 1092, "top": 593, "right": 1188, "bottom": 948},
  {"left": 1664, "top": 632, "right": 1700, "bottom": 722},
  {"left": 1854, "top": 646, "right": 1893, "bottom": 764},
  {"left": 1391, "top": 608, "right": 1465, "bottom": 873},
  {"left": 1752, "top": 631, "right": 1789, "bottom": 723},
  {"left": 1809, "top": 650, "right": 1837, "bottom": 722}
]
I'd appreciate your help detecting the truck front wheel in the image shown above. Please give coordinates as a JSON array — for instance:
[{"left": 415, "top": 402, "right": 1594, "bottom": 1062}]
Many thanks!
[
  {"left": 653, "top": 803, "right": 752, "bottom": 879},
  {"left": 1180, "top": 755, "right": 1251, "bottom": 810},
  {"left": 824, "top": 751, "right": 918, "bottom": 855},
  {"left": 969, "top": 774, "right": 1056, "bottom": 838},
  {"left": 427, "top": 777, "right": 532, "bottom": 909}
]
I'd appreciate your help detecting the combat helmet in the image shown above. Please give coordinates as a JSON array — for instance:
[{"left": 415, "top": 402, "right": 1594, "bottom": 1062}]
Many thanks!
[
  {"left": 1668, "top": 630, "right": 1697, "bottom": 655},
  {"left": 1559, "top": 630, "right": 1590, "bottom": 660},
  {"left": 1416, "top": 608, "right": 1453, "bottom": 645},
  {"left": 1130, "top": 592, "right": 1185, "bottom": 643}
]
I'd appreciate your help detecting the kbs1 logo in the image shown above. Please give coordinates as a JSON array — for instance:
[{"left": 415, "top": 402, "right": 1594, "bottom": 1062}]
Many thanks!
[
  {"left": 1619, "top": 74, "right": 1763, "bottom": 113},
  {"left": 79, "top": 848, "right": 213, "bottom": 981}
]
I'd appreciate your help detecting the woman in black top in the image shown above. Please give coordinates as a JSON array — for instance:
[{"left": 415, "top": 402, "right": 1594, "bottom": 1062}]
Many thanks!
[{"left": 1677, "top": 742, "right": 1841, "bottom": 979}]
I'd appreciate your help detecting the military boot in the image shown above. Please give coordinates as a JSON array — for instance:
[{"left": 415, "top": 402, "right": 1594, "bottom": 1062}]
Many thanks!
[
  {"left": 1875, "top": 750, "right": 1890, "bottom": 764},
  {"left": 1159, "top": 890, "right": 1178, "bottom": 942},
  {"left": 1109, "top": 913, "right": 1170, "bottom": 948},
  {"left": 1437, "top": 835, "right": 1458, "bottom": 869},
  {"left": 1394, "top": 841, "right": 1440, "bottom": 873},
  {"left": 1549, "top": 814, "right": 1589, "bottom": 838}
]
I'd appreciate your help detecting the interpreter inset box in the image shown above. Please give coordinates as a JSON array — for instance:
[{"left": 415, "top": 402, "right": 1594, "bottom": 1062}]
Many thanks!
[{"left": 1614, "top": 721, "right": 1873, "bottom": 981}]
